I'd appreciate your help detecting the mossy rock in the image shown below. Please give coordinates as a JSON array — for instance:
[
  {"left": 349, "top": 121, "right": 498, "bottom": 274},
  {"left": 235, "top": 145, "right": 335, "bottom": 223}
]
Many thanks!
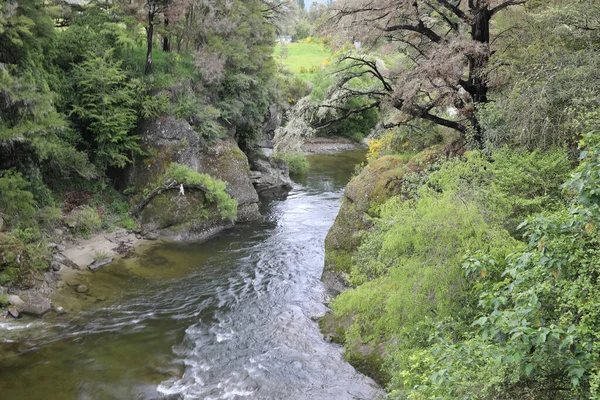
[
  {"left": 345, "top": 344, "right": 390, "bottom": 387},
  {"left": 196, "top": 137, "right": 259, "bottom": 218},
  {"left": 324, "top": 156, "right": 409, "bottom": 278},
  {"left": 139, "top": 188, "right": 231, "bottom": 242},
  {"left": 319, "top": 310, "right": 351, "bottom": 344},
  {"left": 323, "top": 146, "right": 446, "bottom": 281},
  {"left": 125, "top": 118, "right": 261, "bottom": 241}
]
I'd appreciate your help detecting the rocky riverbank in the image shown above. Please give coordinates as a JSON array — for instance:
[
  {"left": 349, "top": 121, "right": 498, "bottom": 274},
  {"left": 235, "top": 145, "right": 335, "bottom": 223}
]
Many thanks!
[
  {"left": 302, "top": 136, "right": 367, "bottom": 154},
  {"left": 1, "top": 112, "right": 296, "bottom": 322},
  {"left": 1, "top": 228, "right": 143, "bottom": 320}
]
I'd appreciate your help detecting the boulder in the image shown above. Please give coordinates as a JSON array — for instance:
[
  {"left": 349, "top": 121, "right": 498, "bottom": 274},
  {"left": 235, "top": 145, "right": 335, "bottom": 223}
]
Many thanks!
[
  {"left": 247, "top": 104, "right": 293, "bottom": 195},
  {"left": 47, "top": 242, "right": 66, "bottom": 252},
  {"left": 53, "top": 253, "right": 82, "bottom": 270},
  {"left": 126, "top": 117, "right": 263, "bottom": 241},
  {"left": 7, "top": 294, "right": 24, "bottom": 308},
  {"left": 249, "top": 156, "right": 293, "bottom": 195},
  {"left": 21, "top": 293, "right": 52, "bottom": 316},
  {"left": 75, "top": 284, "right": 89, "bottom": 293},
  {"left": 89, "top": 257, "right": 113, "bottom": 271},
  {"left": 196, "top": 137, "right": 261, "bottom": 222},
  {"left": 7, "top": 307, "right": 19, "bottom": 319}
]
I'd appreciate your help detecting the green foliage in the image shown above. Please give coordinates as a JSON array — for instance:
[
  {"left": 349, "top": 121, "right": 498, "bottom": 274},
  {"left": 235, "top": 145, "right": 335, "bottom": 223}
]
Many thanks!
[
  {"left": 278, "top": 152, "right": 309, "bottom": 175},
  {"left": 480, "top": 2, "right": 600, "bottom": 149},
  {"left": 276, "top": 72, "right": 310, "bottom": 105},
  {"left": 172, "top": 88, "right": 226, "bottom": 143},
  {"left": 65, "top": 206, "right": 102, "bottom": 238},
  {"left": 71, "top": 49, "right": 142, "bottom": 171},
  {"left": 93, "top": 250, "right": 109, "bottom": 262},
  {"left": 0, "top": 232, "right": 49, "bottom": 285},
  {"left": 165, "top": 163, "right": 237, "bottom": 221},
  {"left": 329, "top": 146, "right": 577, "bottom": 397},
  {"left": 405, "top": 135, "right": 600, "bottom": 398},
  {"left": 140, "top": 93, "right": 171, "bottom": 119},
  {"left": 0, "top": 170, "right": 36, "bottom": 229},
  {"left": 101, "top": 198, "right": 136, "bottom": 231}
]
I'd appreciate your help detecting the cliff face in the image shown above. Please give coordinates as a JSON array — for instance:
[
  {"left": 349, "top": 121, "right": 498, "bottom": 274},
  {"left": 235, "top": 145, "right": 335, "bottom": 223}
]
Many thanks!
[{"left": 125, "top": 117, "right": 288, "bottom": 242}]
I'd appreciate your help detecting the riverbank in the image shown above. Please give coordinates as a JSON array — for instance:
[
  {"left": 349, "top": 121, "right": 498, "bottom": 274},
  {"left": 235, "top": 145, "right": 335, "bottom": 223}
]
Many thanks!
[
  {"left": 1, "top": 228, "right": 147, "bottom": 320},
  {"left": 302, "top": 136, "right": 367, "bottom": 154},
  {"left": 1, "top": 139, "right": 362, "bottom": 322},
  {"left": 0, "top": 149, "right": 382, "bottom": 400}
]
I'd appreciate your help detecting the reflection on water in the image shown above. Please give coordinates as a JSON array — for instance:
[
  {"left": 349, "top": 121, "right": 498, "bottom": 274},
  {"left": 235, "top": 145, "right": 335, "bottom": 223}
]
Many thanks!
[{"left": 0, "top": 150, "right": 382, "bottom": 400}]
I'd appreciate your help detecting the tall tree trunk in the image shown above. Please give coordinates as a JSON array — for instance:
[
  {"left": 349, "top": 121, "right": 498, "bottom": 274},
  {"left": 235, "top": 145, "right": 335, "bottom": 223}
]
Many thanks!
[
  {"left": 162, "top": 18, "right": 170, "bottom": 52},
  {"left": 468, "top": 7, "right": 492, "bottom": 148},
  {"left": 145, "top": 15, "right": 154, "bottom": 74}
]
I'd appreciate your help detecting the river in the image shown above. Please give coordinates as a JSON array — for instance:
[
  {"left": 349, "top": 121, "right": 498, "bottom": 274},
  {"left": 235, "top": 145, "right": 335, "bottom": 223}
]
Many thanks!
[{"left": 0, "top": 150, "right": 382, "bottom": 400}]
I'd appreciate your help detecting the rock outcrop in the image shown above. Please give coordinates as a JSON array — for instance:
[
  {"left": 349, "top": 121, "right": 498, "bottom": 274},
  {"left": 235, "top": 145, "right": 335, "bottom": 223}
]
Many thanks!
[
  {"left": 248, "top": 104, "right": 293, "bottom": 194},
  {"left": 19, "top": 293, "right": 52, "bottom": 316},
  {"left": 125, "top": 117, "right": 285, "bottom": 241}
]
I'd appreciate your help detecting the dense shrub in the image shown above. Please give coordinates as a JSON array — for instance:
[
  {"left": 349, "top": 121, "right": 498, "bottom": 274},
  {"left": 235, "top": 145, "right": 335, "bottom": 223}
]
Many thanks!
[
  {"left": 278, "top": 153, "right": 309, "bottom": 175},
  {"left": 0, "top": 170, "right": 36, "bottom": 229},
  {"left": 330, "top": 146, "right": 576, "bottom": 396},
  {"left": 65, "top": 206, "right": 102, "bottom": 238},
  {"left": 0, "top": 233, "right": 49, "bottom": 285},
  {"left": 165, "top": 163, "right": 237, "bottom": 221}
]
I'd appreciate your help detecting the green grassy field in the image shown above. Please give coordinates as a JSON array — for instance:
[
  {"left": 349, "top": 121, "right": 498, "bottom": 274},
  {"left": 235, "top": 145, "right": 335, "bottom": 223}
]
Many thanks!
[{"left": 275, "top": 42, "right": 331, "bottom": 81}]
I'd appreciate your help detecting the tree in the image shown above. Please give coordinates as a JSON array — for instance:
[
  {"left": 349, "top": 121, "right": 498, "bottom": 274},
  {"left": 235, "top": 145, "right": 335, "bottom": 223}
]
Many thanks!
[
  {"left": 323, "top": 0, "right": 528, "bottom": 148},
  {"left": 71, "top": 50, "right": 141, "bottom": 178},
  {"left": 296, "top": 0, "right": 305, "bottom": 11},
  {"left": 121, "top": 0, "right": 187, "bottom": 73}
]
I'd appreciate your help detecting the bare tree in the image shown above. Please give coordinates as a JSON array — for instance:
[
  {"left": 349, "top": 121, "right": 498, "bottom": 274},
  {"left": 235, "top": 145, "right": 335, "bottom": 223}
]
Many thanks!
[{"left": 323, "top": 0, "right": 527, "bottom": 148}]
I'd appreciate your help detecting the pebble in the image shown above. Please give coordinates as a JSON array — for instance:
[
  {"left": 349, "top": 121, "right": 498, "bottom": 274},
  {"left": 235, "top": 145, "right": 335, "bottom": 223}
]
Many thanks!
[
  {"left": 75, "top": 284, "right": 89, "bottom": 294},
  {"left": 7, "top": 307, "right": 19, "bottom": 319}
]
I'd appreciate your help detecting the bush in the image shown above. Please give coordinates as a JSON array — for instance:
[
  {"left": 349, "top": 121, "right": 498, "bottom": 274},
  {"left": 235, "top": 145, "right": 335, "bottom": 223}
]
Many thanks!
[
  {"left": 102, "top": 199, "right": 137, "bottom": 231},
  {"left": 0, "top": 233, "right": 50, "bottom": 286},
  {"left": 329, "top": 147, "right": 576, "bottom": 397},
  {"left": 278, "top": 153, "right": 309, "bottom": 175},
  {"left": 165, "top": 163, "right": 237, "bottom": 221},
  {"left": 65, "top": 206, "right": 102, "bottom": 238},
  {"left": 0, "top": 170, "right": 36, "bottom": 229}
]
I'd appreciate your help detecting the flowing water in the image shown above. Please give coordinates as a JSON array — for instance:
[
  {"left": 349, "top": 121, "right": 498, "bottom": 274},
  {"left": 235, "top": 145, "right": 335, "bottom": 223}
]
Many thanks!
[{"left": 0, "top": 150, "right": 382, "bottom": 400}]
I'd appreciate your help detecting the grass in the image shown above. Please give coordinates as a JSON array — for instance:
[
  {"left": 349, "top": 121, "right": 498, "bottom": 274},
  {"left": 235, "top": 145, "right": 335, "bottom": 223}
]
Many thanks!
[
  {"left": 275, "top": 42, "right": 331, "bottom": 81},
  {"left": 277, "top": 152, "right": 310, "bottom": 175},
  {"left": 127, "top": 47, "right": 197, "bottom": 88},
  {"left": 93, "top": 250, "right": 110, "bottom": 262}
]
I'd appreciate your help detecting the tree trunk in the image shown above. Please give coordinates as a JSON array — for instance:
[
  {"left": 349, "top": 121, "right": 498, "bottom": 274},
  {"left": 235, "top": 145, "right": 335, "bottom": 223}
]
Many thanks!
[
  {"left": 468, "top": 7, "right": 492, "bottom": 148},
  {"left": 145, "top": 17, "right": 154, "bottom": 74},
  {"left": 162, "top": 18, "right": 170, "bottom": 52}
]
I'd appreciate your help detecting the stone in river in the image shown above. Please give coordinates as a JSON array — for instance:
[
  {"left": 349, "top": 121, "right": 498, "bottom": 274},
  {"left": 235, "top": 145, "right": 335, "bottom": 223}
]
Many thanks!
[
  {"left": 21, "top": 293, "right": 52, "bottom": 316},
  {"left": 7, "top": 294, "right": 25, "bottom": 308},
  {"left": 75, "top": 284, "right": 89, "bottom": 293},
  {"left": 7, "top": 307, "right": 19, "bottom": 319}
]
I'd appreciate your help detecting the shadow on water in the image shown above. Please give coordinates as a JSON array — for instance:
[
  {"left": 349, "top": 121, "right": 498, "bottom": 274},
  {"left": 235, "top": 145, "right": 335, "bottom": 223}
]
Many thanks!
[{"left": 0, "top": 149, "right": 382, "bottom": 400}]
